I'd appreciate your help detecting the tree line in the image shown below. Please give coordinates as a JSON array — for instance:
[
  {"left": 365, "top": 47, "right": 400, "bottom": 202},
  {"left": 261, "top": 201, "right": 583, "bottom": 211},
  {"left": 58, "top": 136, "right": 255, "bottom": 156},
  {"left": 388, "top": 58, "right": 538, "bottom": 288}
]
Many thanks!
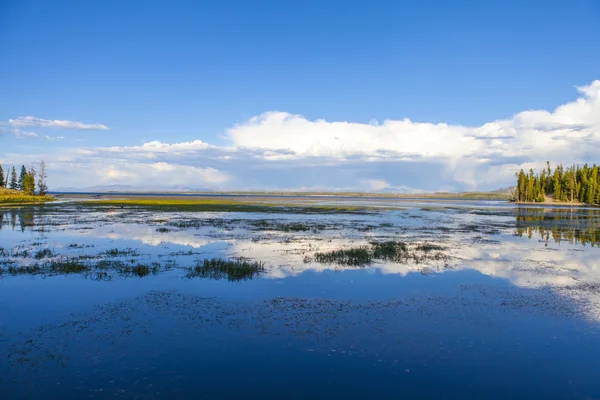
[
  {"left": 0, "top": 161, "right": 48, "bottom": 196},
  {"left": 514, "top": 162, "right": 600, "bottom": 204}
]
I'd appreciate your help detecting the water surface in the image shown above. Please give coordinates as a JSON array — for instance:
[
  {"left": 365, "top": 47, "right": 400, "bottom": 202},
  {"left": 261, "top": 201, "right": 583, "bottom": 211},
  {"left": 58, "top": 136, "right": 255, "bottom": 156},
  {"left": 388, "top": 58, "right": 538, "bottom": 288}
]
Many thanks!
[{"left": 1, "top": 199, "right": 600, "bottom": 399}]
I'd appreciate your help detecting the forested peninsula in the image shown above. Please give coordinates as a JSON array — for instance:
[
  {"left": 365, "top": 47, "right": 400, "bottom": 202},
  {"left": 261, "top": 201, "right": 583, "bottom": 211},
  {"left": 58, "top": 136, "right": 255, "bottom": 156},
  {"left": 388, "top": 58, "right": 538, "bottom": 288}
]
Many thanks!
[
  {"left": 514, "top": 162, "right": 600, "bottom": 205},
  {"left": 0, "top": 161, "right": 53, "bottom": 204}
]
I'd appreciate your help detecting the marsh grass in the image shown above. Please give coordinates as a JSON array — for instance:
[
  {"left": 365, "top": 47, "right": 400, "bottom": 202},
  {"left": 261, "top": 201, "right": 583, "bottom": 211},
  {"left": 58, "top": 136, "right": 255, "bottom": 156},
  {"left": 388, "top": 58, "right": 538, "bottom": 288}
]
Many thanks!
[
  {"left": 313, "top": 248, "right": 372, "bottom": 266},
  {"left": 34, "top": 248, "right": 54, "bottom": 259},
  {"left": 250, "top": 220, "right": 332, "bottom": 232},
  {"left": 310, "top": 241, "right": 448, "bottom": 266},
  {"left": 101, "top": 248, "right": 141, "bottom": 257},
  {"left": 49, "top": 260, "right": 90, "bottom": 274},
  {"left": 82, "top": 198, "right": 368, "bottom": 214},
  {"left": 1, "top": 257, "right": 166, "bottom": 278},
  {"left": 7, "top": 264, "right": 42, "bottom": 275},
  {"left": 186, "top": 258, "right": 265, "bottom": 281},
  {"left": 415, "top": 243, "right": 446, "bottom": 252},
  {"left": 12, "top": 250, "right": 30, "bottom": 258}
]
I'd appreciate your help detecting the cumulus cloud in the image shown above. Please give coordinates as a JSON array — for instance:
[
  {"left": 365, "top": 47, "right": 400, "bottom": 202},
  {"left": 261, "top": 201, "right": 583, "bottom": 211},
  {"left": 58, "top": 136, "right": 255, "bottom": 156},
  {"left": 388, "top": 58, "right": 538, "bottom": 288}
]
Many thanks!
[
  {"left": 9, "top": 116, "right": 108, "bottom": 130},
  {"left": 86, "top": 161, "right": 230, "bottom": 187},
  {"left": 227, "top": 81, "right": 600, "bottom": 166},
  {"left": 6, "top": 80, "right": 600, "bottom": 191},
  {"left": 14, "top": 130, "right": 39, "bottom": 139}
]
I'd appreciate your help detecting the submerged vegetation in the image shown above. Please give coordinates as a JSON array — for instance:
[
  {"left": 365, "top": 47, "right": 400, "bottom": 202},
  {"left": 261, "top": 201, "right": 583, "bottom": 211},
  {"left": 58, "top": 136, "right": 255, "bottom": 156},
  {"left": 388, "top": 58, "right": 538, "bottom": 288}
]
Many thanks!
[
  {"left": 0, "top": 257, "right": 167, "bottom": 279},
  {"left": 80, "top": 198, "right": 369, "bottom": 214},
  {"left": 313, "top": 247, "right": 372, "bottom": 266},
  {"left": 186, "top": 258, "right": 265, "bottom": 281},
  {"left": 309, "top": 241, "right": 448, "bottom": 266}
]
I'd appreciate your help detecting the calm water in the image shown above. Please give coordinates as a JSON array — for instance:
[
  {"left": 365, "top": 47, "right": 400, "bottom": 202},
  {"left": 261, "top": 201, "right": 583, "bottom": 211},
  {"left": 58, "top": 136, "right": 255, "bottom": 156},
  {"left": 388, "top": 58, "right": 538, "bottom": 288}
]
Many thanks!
[{"left": 1, "top": 199, "right": 600, "bottom": 399}]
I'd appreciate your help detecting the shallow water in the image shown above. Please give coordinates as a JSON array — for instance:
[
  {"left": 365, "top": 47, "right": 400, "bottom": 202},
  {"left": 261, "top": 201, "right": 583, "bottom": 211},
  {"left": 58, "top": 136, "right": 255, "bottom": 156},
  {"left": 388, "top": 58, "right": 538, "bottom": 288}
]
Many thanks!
[{"left": 1, "top": 199, "right": 600, "bottom": 399}]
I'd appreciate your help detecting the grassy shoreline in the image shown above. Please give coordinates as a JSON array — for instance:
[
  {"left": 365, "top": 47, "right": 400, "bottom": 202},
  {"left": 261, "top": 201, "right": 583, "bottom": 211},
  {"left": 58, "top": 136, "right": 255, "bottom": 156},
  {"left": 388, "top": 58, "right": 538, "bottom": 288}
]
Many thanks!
[
  {"left": 513, "top": 200, "right": 599, "bottom": 207},
  {"left": 56, "top": 190, "right": 512, "bottom": 200},
  {"left": 77, "top": 198, "right": 371, "bottom": 213},
  {"left": 0, "top": 188, "right": 55, "bottom": 205}
]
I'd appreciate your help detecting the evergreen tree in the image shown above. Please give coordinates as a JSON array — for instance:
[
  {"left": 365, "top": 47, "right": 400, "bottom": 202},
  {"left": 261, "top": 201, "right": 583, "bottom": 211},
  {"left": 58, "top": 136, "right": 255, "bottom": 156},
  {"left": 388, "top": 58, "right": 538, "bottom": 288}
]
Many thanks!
[
  {"left": 9, "top": 167, "right": 18, "bottom": 189},
  {"left": 514, "top": 162, "right": 600, "bottom": 205},
  {"left": 527, "top": 169, "right": 535, "bottom": 202},
  {"left": 17, "top": 165, "right": 27, "bottom": 191},
  {"left": 22, "top": 170, "right": 36, "bottom": 195},
  {"left": 534, "top": 176, "right": 542, "bottom": 202},
  {"left": 552, "top": 168, "right": 562, "bottom": 201},
  {"left": 0, "top": 165, "right": 4, "bottom": 188}
]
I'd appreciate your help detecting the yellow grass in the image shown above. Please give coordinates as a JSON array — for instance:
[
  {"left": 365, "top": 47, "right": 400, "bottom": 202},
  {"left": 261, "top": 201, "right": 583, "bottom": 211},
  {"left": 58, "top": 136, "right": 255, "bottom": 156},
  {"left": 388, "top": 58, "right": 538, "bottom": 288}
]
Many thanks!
[{"left": 0, "top": 187, "right": 55, "bottom": 204}]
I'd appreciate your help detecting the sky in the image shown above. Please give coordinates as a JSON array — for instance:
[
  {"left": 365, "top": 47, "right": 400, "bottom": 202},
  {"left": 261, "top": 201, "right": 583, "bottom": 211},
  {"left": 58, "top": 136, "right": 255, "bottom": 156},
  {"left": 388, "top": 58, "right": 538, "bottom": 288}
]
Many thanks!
[{"left": 1, "top": 0, "right": 599, "bottom": 192}]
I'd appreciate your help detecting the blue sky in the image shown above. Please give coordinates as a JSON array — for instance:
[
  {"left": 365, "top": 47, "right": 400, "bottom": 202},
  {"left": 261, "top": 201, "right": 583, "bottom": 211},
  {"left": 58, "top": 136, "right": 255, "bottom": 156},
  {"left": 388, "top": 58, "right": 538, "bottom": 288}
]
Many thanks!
[{"left": 1, "top": 0, "right": 599, "bottom": 191}]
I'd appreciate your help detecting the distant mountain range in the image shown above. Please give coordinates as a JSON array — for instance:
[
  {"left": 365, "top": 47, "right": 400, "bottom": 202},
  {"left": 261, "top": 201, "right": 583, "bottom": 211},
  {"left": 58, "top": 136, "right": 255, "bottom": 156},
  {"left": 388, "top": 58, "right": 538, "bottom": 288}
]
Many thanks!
[
  {"left": 52, "top": 184, "right": 514, "bottom": 197},
  {"left": 52, "top": 184, "right": 215, "bottom": 193}
]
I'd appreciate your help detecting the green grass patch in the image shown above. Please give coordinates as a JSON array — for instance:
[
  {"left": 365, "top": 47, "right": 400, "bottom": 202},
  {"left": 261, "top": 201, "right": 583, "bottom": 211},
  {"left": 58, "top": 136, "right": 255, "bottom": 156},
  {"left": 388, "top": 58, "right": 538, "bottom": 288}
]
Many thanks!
[
  {"left": 310, "top": 241, "right": 449, "bottom": 266},
  {"left": 313, "top": 247, "right": 373, "bottom": 266},
  {"left": 186, "top": 258, "right": 265, "bottom": 281},
  {"left": 0, "top": 188, "right": 55, "bottom": 204},
  {"left": 34, "top": 248, "right": 54, "bottom": 259},
  {"left": 80, "top": 198, "right": 369, "bottom": 214},
  {"left": 101, "top": 248, "right": 141, "bottom": 257}
]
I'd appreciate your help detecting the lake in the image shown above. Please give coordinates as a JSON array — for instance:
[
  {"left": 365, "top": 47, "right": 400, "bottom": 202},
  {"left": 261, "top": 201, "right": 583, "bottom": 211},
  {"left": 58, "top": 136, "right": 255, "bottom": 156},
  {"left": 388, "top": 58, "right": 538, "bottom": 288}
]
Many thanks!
[{"left": 1, "top": 197, "right": 600, "bottom": 399}]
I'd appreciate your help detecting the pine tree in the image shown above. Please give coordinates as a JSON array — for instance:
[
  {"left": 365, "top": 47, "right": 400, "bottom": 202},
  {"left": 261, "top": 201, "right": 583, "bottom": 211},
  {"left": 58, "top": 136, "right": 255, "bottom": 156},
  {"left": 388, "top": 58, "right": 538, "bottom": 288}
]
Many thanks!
[
  {"left": 0, "top": 165, "right": 4, "bottom": 188},
  {"left": 9, "top": 167, "right": 18, "bottom": 189},
  {"left": 552, "top": 169, "right": 562, "bottom": 201},
  {"left": 517, "top": 170, "right": 527, "bottom": 202},
  {"left": 22, "top": 171, "right": 36, "bottom": 195},
  {"left": 528, "top": 169, "right": 535, "bottom": 202},
  {"left": 18, "top": 165, "right": 27, "bottom": 191},
  {"left": 534, "top": 176, "right": 542, "bottom": 202}
]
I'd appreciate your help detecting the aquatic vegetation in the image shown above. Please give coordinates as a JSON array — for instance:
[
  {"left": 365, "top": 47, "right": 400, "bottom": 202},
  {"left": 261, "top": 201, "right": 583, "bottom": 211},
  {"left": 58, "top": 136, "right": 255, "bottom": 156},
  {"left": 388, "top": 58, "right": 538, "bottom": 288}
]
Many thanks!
[
  {"left": 310, "top": 241, "right": 448, "bottom": 266},
  {"left": 48, "top": 260, "right": 90, "bottom": 274},
  {"left": 67, "top": 243, "right": 93, "bottom": 249},
  {"left": 156, "top": 227, "right": 171, "bottom": 233},
  {"left": 186, "top": 258, "right": 265, "bottom": 281},
  {"left": 415, "top": 243, "right": 446, "bottom": 252},
  {"left": 101, "top": 248, "right": 141, "bottom": 257},
  {"left": 12, "top": 250, "right": 30, "bottom": 258},
  {"left": 371, "top": 241, "right": 408, "bottom": 260},
  {"left": 313, "top": 247, "right": 373, "bottom": 266},
  {"left": 34, "top": 248, "right": 54, "bottom": 259},
  {"left": 81, "top": 198, "right": 369, "bottom": 214},
  {"left": 7, "top": 264, "right": 42, "bottom": 275}
]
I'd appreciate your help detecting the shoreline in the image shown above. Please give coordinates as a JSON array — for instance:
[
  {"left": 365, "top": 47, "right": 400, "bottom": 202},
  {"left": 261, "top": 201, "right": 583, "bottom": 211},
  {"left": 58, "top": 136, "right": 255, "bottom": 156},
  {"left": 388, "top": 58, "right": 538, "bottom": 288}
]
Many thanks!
[{"left": 513, "top": 200, "right": 599, "bottom": 207}]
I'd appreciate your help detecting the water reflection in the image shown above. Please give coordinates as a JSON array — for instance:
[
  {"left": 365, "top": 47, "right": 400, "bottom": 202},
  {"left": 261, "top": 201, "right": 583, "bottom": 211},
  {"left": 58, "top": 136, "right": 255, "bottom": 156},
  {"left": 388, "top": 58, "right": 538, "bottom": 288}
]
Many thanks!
[
  {"left": 514, "top": 207, "right": 600, "bottom": 247},
  {"left": 0, "top": 207, "right": 42, "bottom": 232}
]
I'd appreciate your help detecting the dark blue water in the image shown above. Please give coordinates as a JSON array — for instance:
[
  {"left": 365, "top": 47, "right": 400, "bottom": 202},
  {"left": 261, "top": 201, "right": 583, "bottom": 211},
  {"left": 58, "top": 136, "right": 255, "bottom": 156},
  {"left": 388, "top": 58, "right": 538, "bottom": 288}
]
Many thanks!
[{"left": 1, "top": 202, "right": 600, "bottom": 399}]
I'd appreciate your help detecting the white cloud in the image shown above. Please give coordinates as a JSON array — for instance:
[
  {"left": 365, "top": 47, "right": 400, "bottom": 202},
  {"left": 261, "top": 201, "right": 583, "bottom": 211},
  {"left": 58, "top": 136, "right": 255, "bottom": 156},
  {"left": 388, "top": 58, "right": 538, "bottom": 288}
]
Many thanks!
[
  {"left": 6, "top": 80, "right": 600, "bottom": 191},
  {"left": 364, "top": 179, "right": 390, "bottom": 191},
  {"left": 9, "top": 116, "right": 109, "bottom": 130},
  {"left": 45, "top": 135, "right": 65, "bottom": 141},
  {"left": 14, "top": 130, "right": 39, "bottom": 139},
  {"left": 94, "top": 161, "right": 230, "bottom": 187}
]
